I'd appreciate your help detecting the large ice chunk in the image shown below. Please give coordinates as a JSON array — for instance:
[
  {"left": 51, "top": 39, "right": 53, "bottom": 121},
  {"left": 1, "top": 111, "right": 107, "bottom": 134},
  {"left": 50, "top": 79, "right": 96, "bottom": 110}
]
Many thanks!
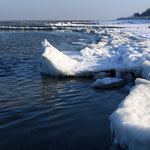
[
  {"left": 109, "top": 84, "right": 150, "bottom": 150},
  {"left": 41, "top": 27, "right": 150, "bottom": 78},
  {"left": 41, "top": 39, "right": 78, "bottom": 76}
]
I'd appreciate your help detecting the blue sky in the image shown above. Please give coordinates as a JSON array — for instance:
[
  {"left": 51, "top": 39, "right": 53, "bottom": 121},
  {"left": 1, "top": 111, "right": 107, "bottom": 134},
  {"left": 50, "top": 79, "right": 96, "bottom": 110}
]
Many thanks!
[{"left": 0, "top": 0, "right": 150, "bottom": 20}]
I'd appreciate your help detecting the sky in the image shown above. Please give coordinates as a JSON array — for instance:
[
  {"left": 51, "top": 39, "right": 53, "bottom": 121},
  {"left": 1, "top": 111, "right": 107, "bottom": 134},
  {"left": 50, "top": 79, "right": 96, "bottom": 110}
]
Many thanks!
[{"left": 0, "top": 0, "right": 150, "bottom": 20}]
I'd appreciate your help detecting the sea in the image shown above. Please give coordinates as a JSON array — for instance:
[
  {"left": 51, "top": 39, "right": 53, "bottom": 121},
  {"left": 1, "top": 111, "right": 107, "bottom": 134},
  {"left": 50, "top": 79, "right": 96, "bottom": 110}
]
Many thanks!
[{"left": 0, "top": 20, "right": 129, "bottom": 150}]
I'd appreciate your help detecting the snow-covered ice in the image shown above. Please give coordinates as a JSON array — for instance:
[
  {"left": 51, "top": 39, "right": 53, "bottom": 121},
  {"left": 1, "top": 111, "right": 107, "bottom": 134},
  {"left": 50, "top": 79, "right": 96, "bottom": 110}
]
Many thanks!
[
  {"left": 109, "top": 83, "right": 150, "bottom": 150},
  {"left": 41, "top": 39, "right": 78, "bottom": 76},
  {"left": 135, "top": 78, "right": 150, "bottom": 85},
  {"left": 142, "top": 61, "right": 150, "bottom": 80},
  {"left": 41, "top": 21, "right": 150, "bottom": 78}
]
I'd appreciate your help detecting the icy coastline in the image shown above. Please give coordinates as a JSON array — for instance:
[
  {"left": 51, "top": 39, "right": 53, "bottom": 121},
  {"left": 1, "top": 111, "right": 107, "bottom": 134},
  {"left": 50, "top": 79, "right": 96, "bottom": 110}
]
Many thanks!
[
  {"left": 41, "top": 20, "right": 150, "bottom": 150},
  {"left": 41, "top": 27, "right": 150, "bottom": 79}
]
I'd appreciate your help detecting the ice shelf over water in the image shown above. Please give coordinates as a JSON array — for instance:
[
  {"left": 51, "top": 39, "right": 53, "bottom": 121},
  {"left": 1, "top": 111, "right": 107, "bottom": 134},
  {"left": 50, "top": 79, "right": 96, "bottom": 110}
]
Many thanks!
[{"left": 41, "top": 20, "right": 150, "bottom": 150}]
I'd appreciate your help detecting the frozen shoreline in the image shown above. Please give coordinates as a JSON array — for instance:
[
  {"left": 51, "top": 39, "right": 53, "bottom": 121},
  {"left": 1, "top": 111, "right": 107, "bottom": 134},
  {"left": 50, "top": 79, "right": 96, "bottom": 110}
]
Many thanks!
[
  {"left": 41, "top": 20, "right": 150, "bottom": 150},
  {"left": 0, "top": 19, "right": 150, "bottom": 31}
]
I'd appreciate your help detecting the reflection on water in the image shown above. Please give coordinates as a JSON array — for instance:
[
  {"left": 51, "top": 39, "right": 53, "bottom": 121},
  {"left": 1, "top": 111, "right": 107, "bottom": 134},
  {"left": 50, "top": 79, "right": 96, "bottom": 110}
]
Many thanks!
[{"left": 0, "top": 31, "right": 128, "bottom": 150}]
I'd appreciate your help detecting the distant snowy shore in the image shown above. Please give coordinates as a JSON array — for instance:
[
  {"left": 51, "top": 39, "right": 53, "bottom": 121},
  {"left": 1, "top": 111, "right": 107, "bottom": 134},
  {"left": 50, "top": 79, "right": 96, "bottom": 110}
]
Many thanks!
[
  {"left": 41, "top": 20, "right": 150, "bottom": 150},
  {"left": 0, "top": 19, "right": 150, "bottom": 31}
]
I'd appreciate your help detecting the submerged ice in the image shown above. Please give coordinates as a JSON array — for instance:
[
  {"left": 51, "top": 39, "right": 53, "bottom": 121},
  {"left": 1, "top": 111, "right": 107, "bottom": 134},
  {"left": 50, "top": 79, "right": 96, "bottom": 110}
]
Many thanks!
[
  {"left": 41, "top": 39, "right": 78, "bottom": 76},
  {"left": 93, "top": 77, "right": 124, "bottom": 88}
]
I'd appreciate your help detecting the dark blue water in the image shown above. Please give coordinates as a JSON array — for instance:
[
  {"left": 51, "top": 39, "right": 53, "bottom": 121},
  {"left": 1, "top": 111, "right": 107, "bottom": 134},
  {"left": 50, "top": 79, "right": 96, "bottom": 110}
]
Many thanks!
[{"left": 0, "top": 31, "right": 128, "bottom": 150}]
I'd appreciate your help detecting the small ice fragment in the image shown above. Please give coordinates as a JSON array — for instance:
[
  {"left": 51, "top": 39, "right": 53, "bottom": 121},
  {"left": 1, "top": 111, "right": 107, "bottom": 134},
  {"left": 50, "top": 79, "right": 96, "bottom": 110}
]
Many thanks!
[{"left": 93, "top": 77, "right": 124, "bottom": 88}]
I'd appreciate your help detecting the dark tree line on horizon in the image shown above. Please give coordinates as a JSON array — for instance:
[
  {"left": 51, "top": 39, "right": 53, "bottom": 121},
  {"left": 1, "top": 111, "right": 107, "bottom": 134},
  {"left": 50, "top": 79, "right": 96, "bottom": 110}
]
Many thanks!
[{"left": 134, "top": 8, "right": 150, "bottom": 17}]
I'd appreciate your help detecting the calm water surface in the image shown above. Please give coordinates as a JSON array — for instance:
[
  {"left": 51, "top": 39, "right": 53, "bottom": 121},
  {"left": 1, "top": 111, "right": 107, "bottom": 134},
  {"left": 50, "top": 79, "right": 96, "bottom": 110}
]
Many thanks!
[{"left": 0, "top": 31, "right": 128, "bottom": 150}]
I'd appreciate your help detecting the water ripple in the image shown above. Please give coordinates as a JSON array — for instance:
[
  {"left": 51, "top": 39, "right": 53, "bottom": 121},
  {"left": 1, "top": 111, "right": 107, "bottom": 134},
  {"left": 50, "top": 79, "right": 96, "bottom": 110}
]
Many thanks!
[{"left": 0, "top": 31, "right": 128, "bottom": 150}]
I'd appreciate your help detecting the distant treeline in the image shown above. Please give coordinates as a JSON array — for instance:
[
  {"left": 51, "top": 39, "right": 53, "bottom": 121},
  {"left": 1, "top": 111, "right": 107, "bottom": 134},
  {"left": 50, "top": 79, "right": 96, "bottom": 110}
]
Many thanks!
[
  {"left": 134, "top": 8, "right": 150, "bottom": 17},
  {"left": 118, "top": 8, "right": 150, "bottom": 20}
]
